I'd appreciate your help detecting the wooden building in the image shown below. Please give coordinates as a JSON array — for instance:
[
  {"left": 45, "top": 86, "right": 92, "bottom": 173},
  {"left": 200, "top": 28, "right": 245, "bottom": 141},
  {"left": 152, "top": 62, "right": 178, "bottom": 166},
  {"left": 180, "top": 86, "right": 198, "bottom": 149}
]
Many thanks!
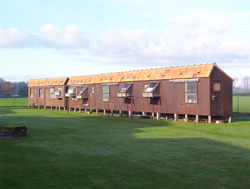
[
  {"left": 28, "top": 77, "right": 69, "bottom": 110},
  {"left": 28, "top": 63, "right": 233, "bottom": 123}
]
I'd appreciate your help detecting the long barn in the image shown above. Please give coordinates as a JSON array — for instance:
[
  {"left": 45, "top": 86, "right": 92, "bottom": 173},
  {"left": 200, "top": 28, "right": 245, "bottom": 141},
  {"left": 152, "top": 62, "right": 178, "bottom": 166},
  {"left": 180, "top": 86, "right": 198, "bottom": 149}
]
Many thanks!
[{"left": 28, "top": 63, "right": 233, "bottom": 123}]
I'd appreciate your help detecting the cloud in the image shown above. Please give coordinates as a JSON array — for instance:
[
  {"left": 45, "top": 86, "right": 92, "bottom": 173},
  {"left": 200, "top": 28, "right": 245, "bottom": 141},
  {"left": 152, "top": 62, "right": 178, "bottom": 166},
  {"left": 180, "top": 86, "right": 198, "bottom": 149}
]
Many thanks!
[
  {"left": 0, "top": 28, "right": 34, "bottom": 48},
  {"left": 38, "top": 24, "right": 87, "bottom": 48},
  {"left": 1, "top": 20, "right": 250, "bottom": 68}
]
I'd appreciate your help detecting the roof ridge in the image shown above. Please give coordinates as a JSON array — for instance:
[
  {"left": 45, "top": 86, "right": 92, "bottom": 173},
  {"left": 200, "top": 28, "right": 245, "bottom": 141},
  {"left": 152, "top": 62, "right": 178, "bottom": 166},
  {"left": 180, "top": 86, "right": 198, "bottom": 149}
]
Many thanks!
[{"left": 69, "top": 63, "right": 215, "bottom": 78}]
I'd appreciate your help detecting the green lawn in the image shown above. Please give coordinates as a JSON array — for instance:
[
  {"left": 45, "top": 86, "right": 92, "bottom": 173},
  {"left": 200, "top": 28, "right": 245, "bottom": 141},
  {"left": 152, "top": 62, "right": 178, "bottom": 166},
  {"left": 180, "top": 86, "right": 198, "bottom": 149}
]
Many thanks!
[
  {"left": 1, "top": 107, "right": 250, "bottom": 188},
  {"left": 233, "top": 96, "right": 250, "bottom": 113},
  {"left": 0, "top": 98, "right": 28, "bottom": 107}
]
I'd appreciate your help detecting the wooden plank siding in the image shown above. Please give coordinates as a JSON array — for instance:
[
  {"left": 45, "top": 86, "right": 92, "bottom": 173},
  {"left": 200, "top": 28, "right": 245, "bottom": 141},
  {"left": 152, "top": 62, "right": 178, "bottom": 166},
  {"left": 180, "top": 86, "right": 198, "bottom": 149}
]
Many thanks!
[{"left": 28, "top": 63, "right": 233, "bottom": 119}]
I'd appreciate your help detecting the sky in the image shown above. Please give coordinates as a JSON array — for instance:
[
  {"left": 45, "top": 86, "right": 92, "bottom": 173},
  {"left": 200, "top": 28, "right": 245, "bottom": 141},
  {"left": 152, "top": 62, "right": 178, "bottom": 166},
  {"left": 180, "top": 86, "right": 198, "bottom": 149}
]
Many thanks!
[{"left": 1, "top": 0, "right": 250, "bottom": 81}]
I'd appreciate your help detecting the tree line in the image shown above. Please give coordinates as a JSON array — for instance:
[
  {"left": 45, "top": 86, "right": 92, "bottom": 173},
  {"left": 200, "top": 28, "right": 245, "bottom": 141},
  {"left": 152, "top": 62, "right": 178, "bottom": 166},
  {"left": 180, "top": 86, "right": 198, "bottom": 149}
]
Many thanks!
[{"left": 0, "top": 78, "right": 28, "bottom": 97}]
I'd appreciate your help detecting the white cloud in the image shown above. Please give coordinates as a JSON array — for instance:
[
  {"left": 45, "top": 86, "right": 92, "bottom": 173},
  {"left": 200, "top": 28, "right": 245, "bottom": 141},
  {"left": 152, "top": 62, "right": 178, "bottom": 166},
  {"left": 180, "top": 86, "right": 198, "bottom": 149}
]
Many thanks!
[
  {"left": 1, "top": 19, "right": 250, "bottom": 69},
  {"left": 38, "top": 24, "right": 86, "bottom": 48},
  {"left": 0, "top": 28, "right": 33, "bottom": 48}
]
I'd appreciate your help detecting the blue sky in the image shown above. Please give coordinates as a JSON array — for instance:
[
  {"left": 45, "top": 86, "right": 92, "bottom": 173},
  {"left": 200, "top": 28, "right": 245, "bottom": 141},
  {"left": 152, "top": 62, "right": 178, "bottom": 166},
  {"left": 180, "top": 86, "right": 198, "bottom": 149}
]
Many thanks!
[{"left": 1, "top": 0, "right": 250, "bottom": 81}]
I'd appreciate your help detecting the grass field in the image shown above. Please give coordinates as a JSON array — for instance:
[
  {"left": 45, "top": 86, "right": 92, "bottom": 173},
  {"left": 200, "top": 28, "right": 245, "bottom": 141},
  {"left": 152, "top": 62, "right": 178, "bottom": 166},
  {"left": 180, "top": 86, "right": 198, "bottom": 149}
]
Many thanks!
[
  {"left": 1, "top": 96, "right": 250, "bottom": 113},
  {"left": 1, "top": 107, "right": 250, "bottom": 188},
  {"left": 233, "top": 96, "right": 250, "bottom": 113},
  {"left": 0, "top": 98, "right": 27, "bottom": 107}
]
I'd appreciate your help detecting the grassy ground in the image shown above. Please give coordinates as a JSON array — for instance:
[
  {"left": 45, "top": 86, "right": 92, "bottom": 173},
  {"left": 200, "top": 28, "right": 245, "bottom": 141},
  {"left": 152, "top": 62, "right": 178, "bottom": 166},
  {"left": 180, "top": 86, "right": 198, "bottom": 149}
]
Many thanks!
[
  {"left": 0, "top": 107, "right": 250, "bottom": 188},
  {"left": 0, "top": 96, "right": 250, "bottom": 112},
  {"left": 233, "top": 96, "right": 250, "bottom": 113},
  {"left": 0, "top": 98, "right": 27, "bottom": 107}
]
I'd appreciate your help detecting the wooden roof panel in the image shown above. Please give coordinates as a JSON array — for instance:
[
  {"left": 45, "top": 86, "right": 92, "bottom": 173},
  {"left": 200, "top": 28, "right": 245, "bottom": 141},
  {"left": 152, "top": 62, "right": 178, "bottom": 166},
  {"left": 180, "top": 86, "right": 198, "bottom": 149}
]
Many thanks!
[{"left": 67, "top": 63, "right": 215, "bottom": 85}]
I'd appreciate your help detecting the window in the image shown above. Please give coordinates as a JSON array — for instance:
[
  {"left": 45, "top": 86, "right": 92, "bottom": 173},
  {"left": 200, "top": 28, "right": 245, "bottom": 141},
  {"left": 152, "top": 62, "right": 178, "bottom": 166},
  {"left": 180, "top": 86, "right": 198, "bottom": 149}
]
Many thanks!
[
  {"left": 39, "top": 88, "right": 43, "bottom": 98},
  {"left": 91, "top": 87, "right": 95, "bottom": 94},
  {"left": 117, "top": 84, "right": 132, "bottom": 97},
  {"left": 143, "top": 83, "right": 160, "bottom": 97},
  {"left": 30, "top": 89, "right": 33, "bottom": 97},
  {"left": 82, "top": 99, "right": 88, "bottom": 105},
  {"left": 55, "top": 88, "right": 63, "bottom": 99},
  {"left": 213, "top": 82, "right": 221, "bottom": 92},
  {"left": 120, "top": 84, "right": 131, "bottom": 93},
  {"left": 50, "top": 88, "right": 55, "bottom": 99},
  {"left": 77, "top": 87, "right": 88, "bottom": 99},
  {"left": 68, "top": 87, "right": 77, "bottom": 99},
  {"left": 145, "top": 83, "right": 157, "bottom": 92},
  {"left": 102, "top": 86, "right": 109, "bottom": 101},
  {"left": 185, "top": 82, "right": 197, "bottom": 103}
]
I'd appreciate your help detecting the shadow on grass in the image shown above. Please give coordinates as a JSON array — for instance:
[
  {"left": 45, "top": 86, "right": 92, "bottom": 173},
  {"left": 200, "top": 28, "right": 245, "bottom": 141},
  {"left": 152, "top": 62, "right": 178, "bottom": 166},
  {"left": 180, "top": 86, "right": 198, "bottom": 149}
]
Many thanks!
[
  {"left": 233, "top": 112, "right": 250, "bottom": 122},
  {"left": 0, "top": 112, "right": 250, "bottom": 188}
]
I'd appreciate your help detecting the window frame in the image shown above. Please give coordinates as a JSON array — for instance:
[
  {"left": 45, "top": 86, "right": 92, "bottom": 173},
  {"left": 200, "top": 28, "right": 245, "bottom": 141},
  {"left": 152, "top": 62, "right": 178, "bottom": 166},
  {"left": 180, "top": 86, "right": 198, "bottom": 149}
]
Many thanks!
[
  {"left": 49, "top": 87, "right": 55, "bottom": 100},
  {"left": 185, "top": 82, "right": 198, "bottom": 104},
  {"left": 91, "top": 86, "right": 95, "bottom": 94},
  {"left": 39, "top": 88, "right": 43, "bottom": 98},
  {"left": 102, "top": 85, "right": 110, "bottom": 102},
  {"left": 213, "top": 82, "right": 221, "bottom": 92},
  {"left": 30, "top": 88, "right": 33, "bottom": 98}
]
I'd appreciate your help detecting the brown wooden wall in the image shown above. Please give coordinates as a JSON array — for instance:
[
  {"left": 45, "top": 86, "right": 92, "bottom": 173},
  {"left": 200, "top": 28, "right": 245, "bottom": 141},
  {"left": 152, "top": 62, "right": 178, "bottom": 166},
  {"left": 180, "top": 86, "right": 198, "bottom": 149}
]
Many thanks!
[
  {"left": 28, "top": 87, "right": 45, "bottom": 106},
  {"left": 67, "top": 78, "right": 212, "bottom": 116},
  {"left": 28, "top": 68, "right": 232, "bottom": 117},
  {"left": 210, "top": 67, "right": 233, "bottom": 116},
  {"left": 44, "top": 86, "right": 67, "bottom": 107}
]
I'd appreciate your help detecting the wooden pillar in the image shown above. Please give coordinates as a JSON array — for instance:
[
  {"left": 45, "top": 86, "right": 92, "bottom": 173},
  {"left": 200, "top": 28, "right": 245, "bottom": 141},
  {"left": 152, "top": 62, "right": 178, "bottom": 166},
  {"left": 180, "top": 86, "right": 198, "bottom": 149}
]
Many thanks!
[
  {"left": 174, "top": 114, "right": 178, "bottom": 121},
  {"left": 129, "top": 110, "right": 131, "bottom": 118},
  {"left": 142, "top": 112, "right": 146, "bottom": 116},
  {"left": 208, "top": 116, "right": 212, "bottom": 124},
  {"left": 96, "top": 109, "right": 98, "bottom": 114},
  {"left": 104, "top": 109, "right": 106, "bottom": 116},
  {"left": 119, "top": 110, "right": 122, "bottom": 116},
  {"left": 228, "top": 116, "right": 232, "bottom": 123},
  {"left": 156, "top": 113, "right": 160, "bottom": 120},
  {"left": 196, "top": 115, "right": 199, "bottom": 123},
  {"left": 111, "top": 110, "right": 113, "bottom": 116},
  {"left": 152, "top": 112, "right": 155, "bottom": 119},
  {"left": 185, "top": 114, "right": 188, "bottom": 122}
]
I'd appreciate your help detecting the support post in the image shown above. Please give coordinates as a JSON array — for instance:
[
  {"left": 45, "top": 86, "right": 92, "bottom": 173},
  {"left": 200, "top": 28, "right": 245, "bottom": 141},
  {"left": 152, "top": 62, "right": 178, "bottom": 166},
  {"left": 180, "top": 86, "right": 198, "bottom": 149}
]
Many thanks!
[
  {"left": 156, "top": 113, "right": 160, "bottom": 120},
  {"left": 228, "top": 116, "right": 232, "bottom": 123},
  {"left": 96, "top": 109, "right": 98, "bottom": 114},
  {"left": 85, "top": 109, "right": 87, "bottom": 114},
  {"left": 196, "top": 115, "right": 199, "bottom": 123},
  {"left": 79, "top": 108, "right": 81, "bottom": 113},
  {"left": 208, "top": 116, "right": 212, "bottom": 124},
  {"left": 104, "top": 109, "right": 106, "bottom": 116},
  {"left": 174, "top": 114, "right": 178, "bottom": 121},
  {"left": 119, "top": 110, "right": 122, "bottom": 117},
  {"left": 165, "top": 116, "right": 168, "bottom": 120},
  {"left": 142, "top": 112, "right": 146, "bottom": 116},
  {"left": 129, "top": 110, "right": 131, "bottom": 118},
  {"left": 111, "top": 110, "right": 113, "bottom": 116},
  {"left": 152, "top": 112, "right": 155, "bottom": 119},
  {"left": 64, "top": 107, "right": 66, "bottom": 111},
  {"left": 185, "top": 114, "right": 188, "bottom": 122},
  {"left": 51, "top": 106, "right": 53, "bottom": 110},
  {"left": 44, "top": 106, "right": 46, "bottom": 109}
]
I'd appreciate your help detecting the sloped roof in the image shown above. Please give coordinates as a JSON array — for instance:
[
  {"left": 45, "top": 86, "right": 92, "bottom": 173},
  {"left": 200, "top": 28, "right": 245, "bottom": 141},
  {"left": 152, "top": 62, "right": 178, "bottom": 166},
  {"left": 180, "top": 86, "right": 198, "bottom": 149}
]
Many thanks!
[
  {"left": 28, "top": 77, "right": 68, "bottom": 87},
  {"left": 68, "top": 63, "right": 216, "bottom": 85},
  {"left": 28, "top": 78, "right": 47, "bottom": 87}
]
